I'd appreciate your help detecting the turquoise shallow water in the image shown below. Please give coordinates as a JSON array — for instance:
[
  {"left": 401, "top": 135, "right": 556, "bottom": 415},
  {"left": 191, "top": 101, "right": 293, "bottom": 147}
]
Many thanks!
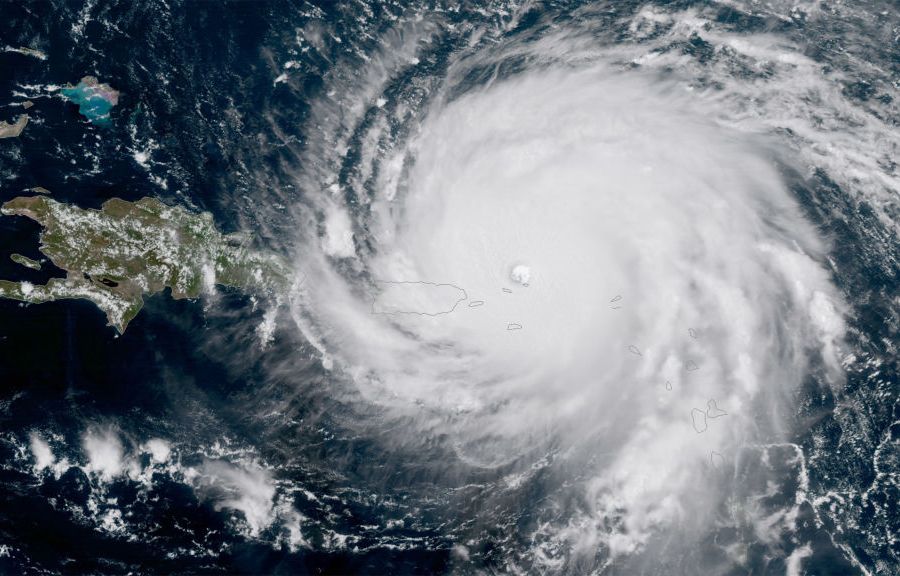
[{"left": 61, "top": 81, "right": 116, "bottom": 125}]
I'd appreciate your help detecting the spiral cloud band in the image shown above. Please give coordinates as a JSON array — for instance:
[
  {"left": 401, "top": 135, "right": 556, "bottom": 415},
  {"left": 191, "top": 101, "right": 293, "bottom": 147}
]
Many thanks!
[{"left": 285, "top": 27, "right": 848, "bottom": 565}]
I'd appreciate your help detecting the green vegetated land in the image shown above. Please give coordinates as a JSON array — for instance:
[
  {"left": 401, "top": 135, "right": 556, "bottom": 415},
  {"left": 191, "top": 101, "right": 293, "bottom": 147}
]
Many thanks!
[{"left": 0, "top": 195, "right": 289, "bottom": 332}]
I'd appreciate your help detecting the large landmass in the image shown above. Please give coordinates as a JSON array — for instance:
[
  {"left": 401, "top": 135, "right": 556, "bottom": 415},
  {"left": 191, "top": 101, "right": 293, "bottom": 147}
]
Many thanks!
[{"left": 0, "top": 196, "right": 290, "bottom": 332}]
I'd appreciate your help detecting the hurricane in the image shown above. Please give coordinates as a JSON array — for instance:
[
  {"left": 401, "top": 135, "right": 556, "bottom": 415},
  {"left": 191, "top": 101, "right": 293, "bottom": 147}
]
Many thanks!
[
  {"left": 278, "top": 10, "right": 860, "bottom": 570},
  {"left": 0, "top": 1, "right": 897, "bottom": 575}
]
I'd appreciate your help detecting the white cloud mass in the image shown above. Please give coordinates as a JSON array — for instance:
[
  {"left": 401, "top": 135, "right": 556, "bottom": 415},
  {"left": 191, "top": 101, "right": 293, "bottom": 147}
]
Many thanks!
[{"left": 285, "top": 35, "right": 849, "bottom": 563}]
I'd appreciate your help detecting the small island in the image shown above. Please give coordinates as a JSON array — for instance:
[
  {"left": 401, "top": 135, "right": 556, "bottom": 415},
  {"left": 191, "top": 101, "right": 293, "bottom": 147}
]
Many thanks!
[
  {"left": 0, "top": 196, "right": 290, "bottom": 332},
  {"left": 0, "top": 115, "right": 28, "bottom": 138},
  {"left": 10, "top": 254, "right": 41, "bottom": 270},
  {"left": 3, "top": 46, "right": 47, "bottom": 60}
]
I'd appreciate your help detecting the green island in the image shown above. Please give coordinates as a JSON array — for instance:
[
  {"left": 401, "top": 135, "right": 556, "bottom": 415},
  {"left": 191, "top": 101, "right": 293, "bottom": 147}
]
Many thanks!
[
  {"left": 10, "top": 253, "right": 41, "bottom": 270},
  {"left": 0, "top": 196, "right": 290, "bottom": 332}
]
